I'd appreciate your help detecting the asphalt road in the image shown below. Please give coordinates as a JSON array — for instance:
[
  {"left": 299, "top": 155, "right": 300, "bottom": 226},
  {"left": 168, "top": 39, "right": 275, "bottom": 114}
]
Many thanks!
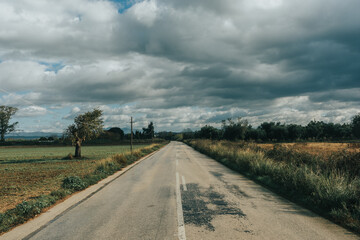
[{"left": 3, "top": 142, "right": 358, "bottom": 239}]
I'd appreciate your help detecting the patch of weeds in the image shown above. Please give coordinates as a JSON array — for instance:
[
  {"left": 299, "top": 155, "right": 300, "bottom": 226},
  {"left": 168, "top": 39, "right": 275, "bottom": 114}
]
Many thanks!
[
  {"left": 0, "top": 195, "right": 61, "bottom": 233},
  {"left": 62, "top": 153, "right": 73, "bottom": 160},
  {"left": 62, "top": 176, "right": 88, "bottom": 191},
  {"left": 113, "top": 154, "right": 127, "bottom": 166},
  {"left": 50, "top": 189, "right": 71, "bottom": 199}
]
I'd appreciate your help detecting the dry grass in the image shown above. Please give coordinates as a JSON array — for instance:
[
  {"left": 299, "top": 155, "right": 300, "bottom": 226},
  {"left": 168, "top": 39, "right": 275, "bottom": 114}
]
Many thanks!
[
  {"left": 0, "top": 144, "right": 149, "bottom": 213},
  {"left": 258, "top": 142, "right": 360, "bottom": 157},
  {"left": 0, "top": 160, "right": 98, "bottom": 212}
]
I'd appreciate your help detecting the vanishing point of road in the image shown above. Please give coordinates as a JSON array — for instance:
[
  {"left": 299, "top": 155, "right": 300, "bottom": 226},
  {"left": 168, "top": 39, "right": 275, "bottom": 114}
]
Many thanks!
[{"left": 1, "top": 142, "right": 358, "bottom": 240}]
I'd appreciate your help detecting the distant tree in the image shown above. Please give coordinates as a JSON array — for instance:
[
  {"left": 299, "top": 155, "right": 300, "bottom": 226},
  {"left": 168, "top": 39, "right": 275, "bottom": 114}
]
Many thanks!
[
  {"left": 48, "top": 134, "right": 59, "bottom": 141},
  {"left": 287, "top": 124, "right": 303, "bottom": 141},
  {"left": 39, "top": 137, "right": 48, "bottom": 141},
  {"left": 272, "top": 123, "right": 288, "bottom": 141},
  {"left": 259, "top": 122, "right": 275, "bottom": 140},
  {"left": 157, "top": 131, "right": 175, "bottom": 140},
  {"left": 0, "top": 106, "right": 18, "bottom": 142},
  {"left": 304, "top": 120, "right": 324, "bottom": 140},
  {"left": 182, "top": 128, "right": 194, "bottom": 140},
  {"left": 222, "top": 118, "right": 248, "bottom": 141},
  {"left": 65, "top": 109, "right": 103, "bottom": 158},
  {"left": 142, "top": 122, "right": 154, "bottom": 139},
  {"left": 107, "top": 127, "right": 124, "bottom": 140},
  {"left": 352, "top": 113, "right": 360, "bottom": 138},
  {"left": 195, "top": 125, "right": 221, "bottom": 139},
  {"left": 245, "top": 126, "right": 266, "bottom": 141},
  {"left": 135, "top": 130, "right": 142, "bottom": 139}
]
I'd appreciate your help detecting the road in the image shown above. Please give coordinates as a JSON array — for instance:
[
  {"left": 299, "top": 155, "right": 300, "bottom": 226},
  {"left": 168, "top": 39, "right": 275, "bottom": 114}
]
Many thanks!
[{"left": 2, "top": 141, "right": 358, "bottom": 239}]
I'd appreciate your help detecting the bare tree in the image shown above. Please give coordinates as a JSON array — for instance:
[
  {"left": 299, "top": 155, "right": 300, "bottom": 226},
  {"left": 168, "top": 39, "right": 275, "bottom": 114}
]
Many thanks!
[
  {"left": 0, "top": 106, "right": 18, "bottom": 142},
  {"left": 65, "top": 109, "right": 103, "bottom": 158}
]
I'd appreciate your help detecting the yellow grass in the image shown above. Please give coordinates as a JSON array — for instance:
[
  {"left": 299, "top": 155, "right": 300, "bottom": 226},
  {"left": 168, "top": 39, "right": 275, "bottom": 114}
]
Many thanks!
[
  {"left": 0, "top": 160, "right": 98, "bottom": 212},
  {"left": 258, "top": 142, "right": 360, "bottom": 157}
]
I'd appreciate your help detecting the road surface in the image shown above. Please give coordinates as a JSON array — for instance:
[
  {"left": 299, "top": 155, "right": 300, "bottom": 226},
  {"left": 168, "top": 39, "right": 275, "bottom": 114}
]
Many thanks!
[{"left": 2, "top": 141, "right": 358, "bottom": 239}]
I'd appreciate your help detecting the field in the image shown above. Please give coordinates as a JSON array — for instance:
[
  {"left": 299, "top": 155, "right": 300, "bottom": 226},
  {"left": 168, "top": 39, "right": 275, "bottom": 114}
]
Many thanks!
[
  {"left": 0, "top": 145, "right": 148, "bottom": 212},
  {"left": 257, "top": 142, "right": 360, "bottom": 157},
  {"left": 186, "top": 139, "right": 360, "bottom": 233}
]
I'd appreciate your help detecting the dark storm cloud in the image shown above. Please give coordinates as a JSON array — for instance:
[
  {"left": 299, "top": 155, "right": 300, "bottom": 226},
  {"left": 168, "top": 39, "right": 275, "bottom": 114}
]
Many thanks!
[{"left": 0, "top": 0, "right": 360, "bottom": 131}]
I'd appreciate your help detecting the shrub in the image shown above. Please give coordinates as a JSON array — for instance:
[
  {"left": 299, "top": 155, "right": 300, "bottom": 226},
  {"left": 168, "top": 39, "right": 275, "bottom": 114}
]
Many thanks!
[
  {"left": 51, "top": 189, "right": 70, "bottom": 199},
  {"left": 62, "top": 153, "right": 74, "bottom": 160},
  {"left": 113, "top": 154, "right": 127, "bottom": 165},
  {"left": 62, "top": 176, "right": 87, "bottom": 191}
]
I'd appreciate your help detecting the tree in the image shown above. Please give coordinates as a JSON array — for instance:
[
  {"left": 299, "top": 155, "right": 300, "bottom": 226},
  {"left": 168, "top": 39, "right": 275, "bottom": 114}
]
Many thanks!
[
  {"left": 259, "top": 122, "right": 275, "bottom": 140},
  {"left": 222, "top": 118, "right": 248, "bottom": 141},
  {"left": 65, "top": 109, "right": 103, "bottom": 158},
  {"left": 287, "top": 124, "right": 303, "bottom": 141},
  {"left": 352, "top": 113, "right": 360, "bottom": 138},
  {"left": 195, "top": 125, "right": 221, "bottom": 139},
  {"left": 107, "top": 127, "right": 124, "bottom": 140},
  {"left": 0, "top": 106, "right": 18, "bottom": 142},
  {"left": 182, "top": 128, "right": 194, "bottom": 140},
  {"left": 142, "top": 122, "right": 154, "bottom": 139}
]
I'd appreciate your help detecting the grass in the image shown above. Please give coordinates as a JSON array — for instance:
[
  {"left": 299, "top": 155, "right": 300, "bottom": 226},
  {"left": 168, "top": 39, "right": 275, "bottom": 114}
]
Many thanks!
[
  {"left": 0, "top": 145, "right": 148, "bottom": 212},
  {"left": 186, "top": 139, "right": 360, "bottom": 234},
  {"left": 0, "top": 143, "right": 166, "bottom": 234},
  {"left": 258, "top": 142, "right": 360, "bottom": 157},
  {"left": 0, "top": 145, "right": 148, "bottom": 163}
]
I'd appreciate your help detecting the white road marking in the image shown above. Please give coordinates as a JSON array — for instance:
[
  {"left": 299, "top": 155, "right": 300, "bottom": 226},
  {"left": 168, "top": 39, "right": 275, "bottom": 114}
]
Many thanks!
[
  {"left": 176, "top": 159, "right": 179, "bottom": 166},
  {"left": 176, "top": 172, "right": 186, "bottom": 240},
  {"left": 181, "top": 176, "right": 187, "bottom": 191}
]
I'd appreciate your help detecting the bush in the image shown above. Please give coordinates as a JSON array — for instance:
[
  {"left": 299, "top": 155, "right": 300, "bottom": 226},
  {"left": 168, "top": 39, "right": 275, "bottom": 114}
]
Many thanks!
[
  {"left": 51, "top": 189, "right": 70, "bottom": 199},
  {"left": 62, "top": 153, "right": 73, "bottom": 160},
  {"left": 113, "top": 154, "right": 127, "bottom": 165},
  {"left": 62, "top": 176, "right": 87, "bottom": 191}
]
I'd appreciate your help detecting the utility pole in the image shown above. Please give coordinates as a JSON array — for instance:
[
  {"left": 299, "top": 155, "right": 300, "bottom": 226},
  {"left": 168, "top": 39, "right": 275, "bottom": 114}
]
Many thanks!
[{"left": 130, "top": 116, "right": 133, "bottom": 153}]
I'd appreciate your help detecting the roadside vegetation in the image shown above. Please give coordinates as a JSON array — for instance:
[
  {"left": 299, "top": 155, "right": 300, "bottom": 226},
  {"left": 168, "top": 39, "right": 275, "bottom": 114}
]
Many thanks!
[
  {"left": 186, "top": 139, "right": 360, "bottom": 233},
  {"left": 0, "top": 143, "right": 165, "bottom": 234}
]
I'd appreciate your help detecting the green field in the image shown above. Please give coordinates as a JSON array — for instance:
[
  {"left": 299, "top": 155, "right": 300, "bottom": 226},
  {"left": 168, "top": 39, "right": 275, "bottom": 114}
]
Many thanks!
[
  {"left": 0, "top": 144, "right": 150, "bottom": 212},
  {"left": 0, "top": 145, "right": 147, "bottom": 163}
]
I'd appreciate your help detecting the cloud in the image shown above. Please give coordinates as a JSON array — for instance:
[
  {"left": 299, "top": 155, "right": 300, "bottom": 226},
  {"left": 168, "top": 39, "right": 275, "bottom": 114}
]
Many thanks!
[
  {"left": 16, "top": 106, "right": 47, "bottom": 117},
  {"left": 0, "top": 0, "right": 359, "bottom": 131}
]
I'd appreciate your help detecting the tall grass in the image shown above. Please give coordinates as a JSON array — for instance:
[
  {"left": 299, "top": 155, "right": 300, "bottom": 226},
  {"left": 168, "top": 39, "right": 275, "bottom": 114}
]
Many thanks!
[
  {"left": 0, "top": 143, "right": 165, "bottom": 234},
  {"left": 186, "top": 139, "right": 360, "bottom": 233}
]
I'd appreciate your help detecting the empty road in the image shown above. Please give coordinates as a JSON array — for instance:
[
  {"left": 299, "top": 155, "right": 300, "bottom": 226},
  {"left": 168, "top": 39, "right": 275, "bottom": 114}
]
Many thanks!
[{"left": 2, "top": 142, "right": 358, "bottom": 239}]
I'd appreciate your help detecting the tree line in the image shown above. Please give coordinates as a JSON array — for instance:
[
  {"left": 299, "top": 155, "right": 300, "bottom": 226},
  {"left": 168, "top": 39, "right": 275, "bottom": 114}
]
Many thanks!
[{"left": 174, "top": 114, "right": 360, "bottom": 142}]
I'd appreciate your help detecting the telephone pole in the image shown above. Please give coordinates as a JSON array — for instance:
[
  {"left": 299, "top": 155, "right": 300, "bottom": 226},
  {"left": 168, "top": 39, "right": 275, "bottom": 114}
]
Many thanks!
[{"left": 130, "top": 116, "right": 133, "bottom": 153}]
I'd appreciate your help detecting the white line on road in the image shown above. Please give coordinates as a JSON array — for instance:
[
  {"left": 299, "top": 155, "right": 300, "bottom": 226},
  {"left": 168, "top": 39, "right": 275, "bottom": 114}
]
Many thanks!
[
  {"left": 176, "top": 172, "right": 186, "bottom": 240},
  {"left": 181, "top": 176, "right": 187, "bottom": 191}
]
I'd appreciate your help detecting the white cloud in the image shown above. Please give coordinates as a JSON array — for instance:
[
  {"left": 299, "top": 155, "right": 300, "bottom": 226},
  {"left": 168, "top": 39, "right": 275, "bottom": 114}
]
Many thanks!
[
  {"left": 16, "top": 106, "right": 47, "bottom": 117},
  {"left": 130, "top": 0, "right": 158, "bottom": 27}
]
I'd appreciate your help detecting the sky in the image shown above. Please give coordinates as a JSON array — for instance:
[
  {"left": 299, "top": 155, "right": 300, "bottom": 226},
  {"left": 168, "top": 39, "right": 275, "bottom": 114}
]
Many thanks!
[{"left": 0, "top": 0, "right": 359, "bottom": 133}]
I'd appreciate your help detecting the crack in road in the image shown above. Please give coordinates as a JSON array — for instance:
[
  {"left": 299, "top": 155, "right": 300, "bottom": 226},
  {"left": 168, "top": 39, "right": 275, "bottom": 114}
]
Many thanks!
[{"left": 210, "top": 171, "right": 252, "bottom": 198}]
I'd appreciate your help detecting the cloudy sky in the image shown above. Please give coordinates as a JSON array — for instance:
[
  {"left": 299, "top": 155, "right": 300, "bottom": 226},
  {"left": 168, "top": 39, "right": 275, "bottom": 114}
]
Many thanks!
[{"left": 0, "top": 0, "right": 359, "bottom": 133}]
